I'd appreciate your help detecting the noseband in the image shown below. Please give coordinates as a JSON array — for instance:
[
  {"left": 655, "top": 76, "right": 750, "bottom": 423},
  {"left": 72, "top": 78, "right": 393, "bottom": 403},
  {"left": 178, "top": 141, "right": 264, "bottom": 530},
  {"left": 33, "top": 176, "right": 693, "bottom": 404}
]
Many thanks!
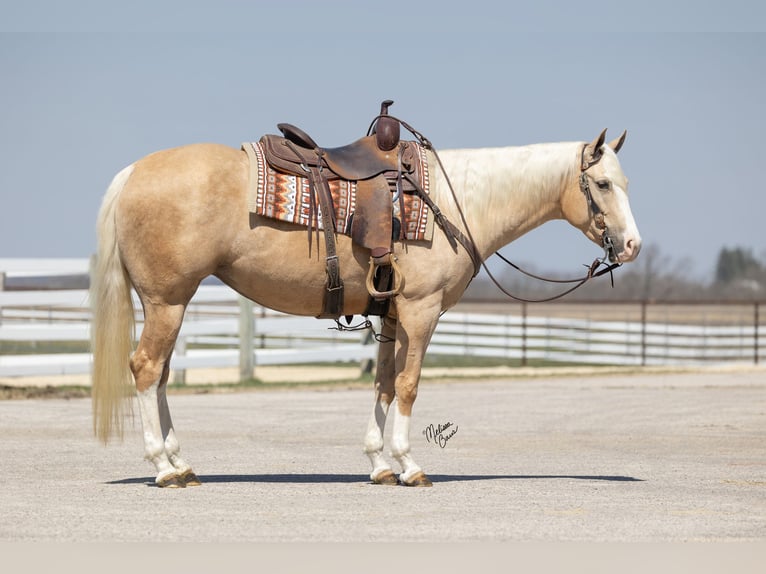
[{"left": 579, "top": 145, "right": 618, "bottom": 264}]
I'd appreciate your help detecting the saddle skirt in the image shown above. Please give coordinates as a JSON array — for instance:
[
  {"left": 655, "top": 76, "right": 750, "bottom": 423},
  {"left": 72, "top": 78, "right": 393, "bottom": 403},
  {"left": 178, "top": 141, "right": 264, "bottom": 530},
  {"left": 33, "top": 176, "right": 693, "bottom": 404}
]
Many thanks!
[{"left": 242, "top": 139, "right": 434, "bottom": 242}]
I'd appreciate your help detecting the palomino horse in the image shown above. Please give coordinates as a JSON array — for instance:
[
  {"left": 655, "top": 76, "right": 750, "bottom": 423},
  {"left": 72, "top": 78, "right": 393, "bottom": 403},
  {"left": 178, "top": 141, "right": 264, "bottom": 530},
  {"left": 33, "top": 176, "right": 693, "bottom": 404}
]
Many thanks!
[{"left": 91, "top": 127, "right": 641, "bottom": 487}]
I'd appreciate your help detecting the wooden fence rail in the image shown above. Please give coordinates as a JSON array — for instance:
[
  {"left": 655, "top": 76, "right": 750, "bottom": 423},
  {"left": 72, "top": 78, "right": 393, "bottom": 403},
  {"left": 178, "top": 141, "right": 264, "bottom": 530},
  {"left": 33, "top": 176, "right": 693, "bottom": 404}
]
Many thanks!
[{"left": 1, "top": 285, "right": 764, "bottom": 378}]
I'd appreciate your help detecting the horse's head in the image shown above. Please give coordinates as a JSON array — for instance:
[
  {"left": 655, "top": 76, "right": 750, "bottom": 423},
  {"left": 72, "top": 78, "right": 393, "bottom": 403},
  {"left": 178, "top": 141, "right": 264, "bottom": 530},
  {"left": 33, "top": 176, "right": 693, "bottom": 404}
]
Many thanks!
[{"left": 563, "top": 129, "right": 642, "bottom": 263}]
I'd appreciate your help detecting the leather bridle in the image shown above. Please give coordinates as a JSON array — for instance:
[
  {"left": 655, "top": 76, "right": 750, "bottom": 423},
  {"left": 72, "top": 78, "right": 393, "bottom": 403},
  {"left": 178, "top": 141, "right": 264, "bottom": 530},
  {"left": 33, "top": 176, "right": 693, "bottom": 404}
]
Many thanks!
[{"left": 579, "top": 144, "right": 619, "bottom": 265}]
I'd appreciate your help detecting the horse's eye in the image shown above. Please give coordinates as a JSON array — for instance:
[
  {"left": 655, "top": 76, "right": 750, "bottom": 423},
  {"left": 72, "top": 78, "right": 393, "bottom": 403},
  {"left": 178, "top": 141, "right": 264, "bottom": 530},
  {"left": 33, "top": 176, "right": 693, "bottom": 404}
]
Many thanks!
[{"left": 596, "top": 180, "right": 611, "bottom": 191}]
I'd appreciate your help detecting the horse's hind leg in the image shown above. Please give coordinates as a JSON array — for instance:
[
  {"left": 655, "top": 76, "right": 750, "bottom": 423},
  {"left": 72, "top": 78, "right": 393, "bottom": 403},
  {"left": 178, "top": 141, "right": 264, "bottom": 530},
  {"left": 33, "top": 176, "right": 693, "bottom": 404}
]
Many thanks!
[
  {"left": 131, "top": 301, "right": 197, "bottom": 487},
  {"left": 364, "top": 316, "right": 398, "bottom": 485},
  {"left": 157, "top": 361, "right": 201, "bottom": 486}
]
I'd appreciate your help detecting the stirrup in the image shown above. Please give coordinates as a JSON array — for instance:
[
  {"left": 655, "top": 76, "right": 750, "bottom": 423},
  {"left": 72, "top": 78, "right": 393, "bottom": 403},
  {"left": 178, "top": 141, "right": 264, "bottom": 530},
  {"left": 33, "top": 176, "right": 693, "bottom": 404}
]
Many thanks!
[{"left": 365, "top": 255, "right": 403, "bottom": 299}]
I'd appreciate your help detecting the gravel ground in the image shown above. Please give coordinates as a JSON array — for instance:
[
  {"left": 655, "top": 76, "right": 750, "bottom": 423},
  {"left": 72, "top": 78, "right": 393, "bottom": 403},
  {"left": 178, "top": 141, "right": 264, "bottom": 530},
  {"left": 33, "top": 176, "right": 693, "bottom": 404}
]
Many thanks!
[{"left": 0, "top": 367, "right": 764, "bottom": 546}]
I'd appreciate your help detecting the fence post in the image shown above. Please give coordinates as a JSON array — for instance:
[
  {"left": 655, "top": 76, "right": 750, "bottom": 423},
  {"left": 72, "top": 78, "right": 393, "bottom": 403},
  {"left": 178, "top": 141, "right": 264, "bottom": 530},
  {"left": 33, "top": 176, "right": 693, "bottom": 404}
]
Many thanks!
[
  {"left": 521, "top": 302, "right": 527, "bottom": 367},
  {"left": 0, "top": 271, "right": 4, "bottom": 325},
  {"left": 640, "top": 300, "right": 647, "bottom": 366},
  {"left": 359, "top": 317, "right": 377, "bottom": 376},
  {"left": 88, "top": 253, "right": 97, "bottom": 285},
  {"left": 173, "top": 336, "right": 187, "bottom": 385},
  {"left": 239, "top": 295, "right": 254, "bottom": 381},
  {"left": 755, "top": 302, "right": 760, "bottom": 365}
]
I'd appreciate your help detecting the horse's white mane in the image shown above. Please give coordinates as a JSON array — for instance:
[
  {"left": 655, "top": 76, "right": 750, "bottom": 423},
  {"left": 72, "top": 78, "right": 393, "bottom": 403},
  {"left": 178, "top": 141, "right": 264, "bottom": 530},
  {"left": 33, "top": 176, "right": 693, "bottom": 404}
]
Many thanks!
[
  {"left": 431, "top": 142, "right": 581, "bottom": 254},
  {"left": 437, "top": 142, "right": 579, "bottom": 203}
]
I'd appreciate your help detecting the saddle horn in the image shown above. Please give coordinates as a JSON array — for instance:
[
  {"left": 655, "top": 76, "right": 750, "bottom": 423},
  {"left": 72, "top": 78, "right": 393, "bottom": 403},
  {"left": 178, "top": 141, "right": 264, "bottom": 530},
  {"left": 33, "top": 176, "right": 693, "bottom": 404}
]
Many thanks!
[{"left": 373, "top": 99, "right": 400, "bottom": 152}]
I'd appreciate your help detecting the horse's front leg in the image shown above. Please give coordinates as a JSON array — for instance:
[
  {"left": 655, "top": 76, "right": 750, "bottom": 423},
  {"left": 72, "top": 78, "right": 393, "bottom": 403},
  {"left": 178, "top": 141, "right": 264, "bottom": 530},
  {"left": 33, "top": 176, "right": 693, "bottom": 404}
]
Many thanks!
[
  {"left": 389, "top": 298, "right": 441, "bottom": 487},
  {"left": 364, "top": 316, "right": 398, "bottom": 485}
]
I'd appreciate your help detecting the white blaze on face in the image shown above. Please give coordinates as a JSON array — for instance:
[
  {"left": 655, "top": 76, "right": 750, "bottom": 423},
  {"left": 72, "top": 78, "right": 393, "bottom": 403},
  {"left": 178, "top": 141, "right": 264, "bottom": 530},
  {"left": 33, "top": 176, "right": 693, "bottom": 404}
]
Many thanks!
[
  {"left": 597, "top": 150, "right": 641, "bottom": 263},
  {"left": 613, "top": 187, "right": 642, "bottom": 262}
]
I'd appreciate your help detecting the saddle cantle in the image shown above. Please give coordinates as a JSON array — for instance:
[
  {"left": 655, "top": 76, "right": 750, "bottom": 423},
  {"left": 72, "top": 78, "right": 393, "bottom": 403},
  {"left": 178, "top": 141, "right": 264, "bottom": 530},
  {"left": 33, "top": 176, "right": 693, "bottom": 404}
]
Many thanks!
[
  {"left": 255, "top": 100, "right": 423, "bottom": 319},
  {"left": 261, "top": 131, "right": 402, "bottom": 182}
]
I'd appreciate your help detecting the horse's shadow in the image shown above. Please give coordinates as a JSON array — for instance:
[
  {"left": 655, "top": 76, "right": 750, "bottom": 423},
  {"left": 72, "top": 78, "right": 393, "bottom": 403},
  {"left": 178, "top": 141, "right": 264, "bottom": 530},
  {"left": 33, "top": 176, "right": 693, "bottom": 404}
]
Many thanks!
[{"left": 107, "top": 473, "right": 643, "bottom": 486}]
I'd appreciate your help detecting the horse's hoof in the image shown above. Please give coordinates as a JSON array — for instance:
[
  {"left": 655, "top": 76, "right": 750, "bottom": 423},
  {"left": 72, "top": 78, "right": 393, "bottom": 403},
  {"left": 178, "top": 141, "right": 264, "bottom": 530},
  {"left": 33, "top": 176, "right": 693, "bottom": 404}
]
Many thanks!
[
  {"left": 371, "top": 469, "right": 399, "bottom": 485},
  {"left": 401, "top": 471, "right": 433, "bottom": 487},
  {"left": 179, "top": 470, "right": 201, "bottom": 486},
  {"left": 156, "top": 474, "right": 186, "bottom": 488}
]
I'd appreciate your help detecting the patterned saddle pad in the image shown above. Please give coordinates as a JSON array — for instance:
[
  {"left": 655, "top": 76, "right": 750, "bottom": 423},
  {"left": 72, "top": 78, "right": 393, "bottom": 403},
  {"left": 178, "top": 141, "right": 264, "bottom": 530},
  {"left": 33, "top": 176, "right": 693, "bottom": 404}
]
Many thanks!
[{"left": 242, "top": 140, "right": 434, "bottom": 242}]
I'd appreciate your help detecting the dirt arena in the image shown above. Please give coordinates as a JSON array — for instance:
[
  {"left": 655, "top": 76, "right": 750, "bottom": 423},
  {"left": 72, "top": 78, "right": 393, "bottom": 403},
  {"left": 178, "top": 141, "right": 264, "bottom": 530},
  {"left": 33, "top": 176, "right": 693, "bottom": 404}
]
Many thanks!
[{"left": 0, "top": 365, "right": 764, "bottom": 547}]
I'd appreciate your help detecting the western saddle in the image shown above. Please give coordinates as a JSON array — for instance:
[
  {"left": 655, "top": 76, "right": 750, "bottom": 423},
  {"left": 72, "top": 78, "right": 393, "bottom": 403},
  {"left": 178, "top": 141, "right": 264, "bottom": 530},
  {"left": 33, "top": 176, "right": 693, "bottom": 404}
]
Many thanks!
[{"left": 259, "top": 100, "right": 420, "bottom": 319}]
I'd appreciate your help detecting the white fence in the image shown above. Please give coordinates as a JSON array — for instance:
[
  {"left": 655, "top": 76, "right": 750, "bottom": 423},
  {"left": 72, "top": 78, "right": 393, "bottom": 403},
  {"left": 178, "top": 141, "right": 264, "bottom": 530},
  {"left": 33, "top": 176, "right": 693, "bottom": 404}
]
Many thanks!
[
  {"left": 430, "top": 309, "right": 763, "bottom": 366},
  {"left": 1, "top": 283, "right": 764, "bottom": 378},
  {"left": 0, "top": 286, "right": 377, "bottom": 377}
]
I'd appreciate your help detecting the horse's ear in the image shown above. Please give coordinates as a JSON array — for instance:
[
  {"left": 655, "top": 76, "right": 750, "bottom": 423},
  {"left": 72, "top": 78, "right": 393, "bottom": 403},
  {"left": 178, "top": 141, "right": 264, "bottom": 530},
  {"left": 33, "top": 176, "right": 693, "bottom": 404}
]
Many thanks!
[
  {"left": 608, "top": 130, "right": 627, "bottom": 154},
  {"left": 583, "top": 128, "right": 608, "bottom": 168}
]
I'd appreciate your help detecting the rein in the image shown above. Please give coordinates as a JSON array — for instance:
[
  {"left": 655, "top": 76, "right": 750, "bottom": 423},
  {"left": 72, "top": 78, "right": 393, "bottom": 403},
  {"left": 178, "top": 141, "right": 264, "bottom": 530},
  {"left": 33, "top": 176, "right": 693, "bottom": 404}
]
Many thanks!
[
  {"left": 484, "top": 251, "right": 620, "bottom": 303},
  {"left": 370, "top": 113, "right": 621, "bottom": 303}
]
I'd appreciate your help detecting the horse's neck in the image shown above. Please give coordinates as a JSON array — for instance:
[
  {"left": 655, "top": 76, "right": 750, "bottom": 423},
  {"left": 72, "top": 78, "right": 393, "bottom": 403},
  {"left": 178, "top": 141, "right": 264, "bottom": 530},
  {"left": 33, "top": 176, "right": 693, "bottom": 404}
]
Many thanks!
[{"left": 433, "top": 142, "right": 580, "bottom": 259}]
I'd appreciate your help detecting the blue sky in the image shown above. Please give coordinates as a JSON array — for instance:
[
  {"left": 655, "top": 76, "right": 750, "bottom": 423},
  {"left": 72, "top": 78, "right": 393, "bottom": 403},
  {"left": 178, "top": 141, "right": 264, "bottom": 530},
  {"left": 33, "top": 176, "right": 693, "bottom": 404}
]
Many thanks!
[{"left": 1, "top": 2, "right": 764, "bottom": 279}]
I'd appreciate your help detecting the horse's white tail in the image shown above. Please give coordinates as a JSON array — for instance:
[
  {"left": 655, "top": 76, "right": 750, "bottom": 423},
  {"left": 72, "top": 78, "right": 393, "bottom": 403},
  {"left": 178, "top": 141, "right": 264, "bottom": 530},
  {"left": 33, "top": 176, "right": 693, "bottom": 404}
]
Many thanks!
[{"left": 91, "top": 164, "right": 136, "bottom": 443}]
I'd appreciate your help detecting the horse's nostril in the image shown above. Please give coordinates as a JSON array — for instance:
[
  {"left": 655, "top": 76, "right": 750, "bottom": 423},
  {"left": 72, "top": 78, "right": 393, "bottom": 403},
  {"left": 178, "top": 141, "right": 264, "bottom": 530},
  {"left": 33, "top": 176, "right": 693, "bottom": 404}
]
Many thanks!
[{"left": 624, "top": 238, "right": 641, "bottom": 259}]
